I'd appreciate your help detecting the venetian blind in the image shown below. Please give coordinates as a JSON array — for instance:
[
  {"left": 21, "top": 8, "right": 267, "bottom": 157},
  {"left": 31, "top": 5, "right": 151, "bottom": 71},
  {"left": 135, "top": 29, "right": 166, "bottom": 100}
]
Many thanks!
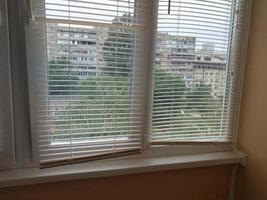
[
  {"left": 27, "top": 0, "right": 146, "bottom": 167},
  {"left": 151, "top": 0, "right": 248, "bottom": 143}
]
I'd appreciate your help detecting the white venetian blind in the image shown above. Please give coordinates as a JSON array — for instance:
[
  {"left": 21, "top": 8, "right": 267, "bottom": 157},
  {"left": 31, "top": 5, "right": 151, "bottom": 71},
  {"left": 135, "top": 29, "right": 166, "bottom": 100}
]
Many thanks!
[
  {"left": 151, "top": 0, "right": 248, "bottom": 143},
  {"left": 28, "top": 0, "right": 146, "bottom": 167}
]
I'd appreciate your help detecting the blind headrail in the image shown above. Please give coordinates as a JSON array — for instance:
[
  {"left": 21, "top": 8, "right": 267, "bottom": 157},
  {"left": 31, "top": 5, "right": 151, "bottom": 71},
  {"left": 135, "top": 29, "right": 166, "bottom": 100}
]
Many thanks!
[{"left": 34, "top": 17, "right": 145, "bottom": 30}]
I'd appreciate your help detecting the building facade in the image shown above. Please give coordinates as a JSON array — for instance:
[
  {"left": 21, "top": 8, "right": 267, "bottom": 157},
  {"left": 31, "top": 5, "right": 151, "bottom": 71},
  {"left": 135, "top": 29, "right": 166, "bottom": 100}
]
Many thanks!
[
  {"left": 47, "top": 24, "right": 108, "bottom": 79},
  {"left": 155, "top": 33, "right": 227, "bottom": 99}
]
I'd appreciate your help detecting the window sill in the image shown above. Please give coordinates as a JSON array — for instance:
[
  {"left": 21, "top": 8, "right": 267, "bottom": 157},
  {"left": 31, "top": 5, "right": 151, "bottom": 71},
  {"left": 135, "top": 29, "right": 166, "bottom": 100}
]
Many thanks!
[{"left": 0, "top": 150, "right": 246, "bottom": 189}]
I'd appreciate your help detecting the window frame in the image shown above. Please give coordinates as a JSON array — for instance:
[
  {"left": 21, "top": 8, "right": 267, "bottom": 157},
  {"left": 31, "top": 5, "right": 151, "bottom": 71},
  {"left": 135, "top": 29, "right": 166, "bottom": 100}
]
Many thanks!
[
  {"left": 154, "top": 0, "right": 252, "bottom": 148},
  {"left": 28, "top": 0, "right": 149, "bottom": 166},
  {"left": 3, "top": 0, "right": 252, "bottom": 169},
  {"left": 0, "top": 0, "right": 15, "bottom": 170}
]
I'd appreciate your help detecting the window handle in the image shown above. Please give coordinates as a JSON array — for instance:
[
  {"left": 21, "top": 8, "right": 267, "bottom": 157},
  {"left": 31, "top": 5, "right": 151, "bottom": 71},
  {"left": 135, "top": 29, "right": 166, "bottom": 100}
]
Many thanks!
[{"left": 168, "top": 0, "right": 171, "bottom": 15}]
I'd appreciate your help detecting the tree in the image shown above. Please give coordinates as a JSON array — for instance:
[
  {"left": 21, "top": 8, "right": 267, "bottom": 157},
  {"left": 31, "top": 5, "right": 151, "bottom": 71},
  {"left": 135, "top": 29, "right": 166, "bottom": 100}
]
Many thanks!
[
  {"left": 48, "top": 59, "right": 80, "bottom": 95},
  {"left": 152, "top": 69, "right": 220, "bottom": 139},
  {"left": 153, "top": 68, "right": 186, "bottom": 125},
  {"left": 187, "top": 82, "right": 216, "bottom": 114},
  {"left": 52, "top": 75, "right": 132, "bottom": 139},
  {"left": 52, "top": 67, "right": 220, "bottom": 140},
  {"left": 175, "top": 83, "right": 221, "bottom": 138},
  {"left": 102, "top": 13, "right": 135, "bottom": 76}
]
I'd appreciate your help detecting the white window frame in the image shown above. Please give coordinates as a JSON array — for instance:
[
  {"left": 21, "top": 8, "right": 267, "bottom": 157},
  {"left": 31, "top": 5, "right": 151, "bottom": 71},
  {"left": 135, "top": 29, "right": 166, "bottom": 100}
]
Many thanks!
[
  {"left": 0, "top": 0, "right": 15, "bottom": 170},
  {"left": 142, "top": 0, "right": 246, "bottom": 151},
  {"left": 26, "top": 0, "right": 149, "bottom": 165},
  {"left": 1, "top": 0, "right": 252, "bottom": 170}
]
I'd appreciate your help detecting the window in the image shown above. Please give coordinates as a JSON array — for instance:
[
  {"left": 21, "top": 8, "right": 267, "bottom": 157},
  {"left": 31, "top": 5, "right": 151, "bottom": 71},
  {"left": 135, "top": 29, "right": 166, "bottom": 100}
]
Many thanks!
[
  {"left": 20, "top": 0, "right": 250, "bottom": 168},
  {"left": 151, "top": 0, "right": 246, "bottom": 143},
  {"left": 27, "top": 0, "right": 147, "bottom": 167}
]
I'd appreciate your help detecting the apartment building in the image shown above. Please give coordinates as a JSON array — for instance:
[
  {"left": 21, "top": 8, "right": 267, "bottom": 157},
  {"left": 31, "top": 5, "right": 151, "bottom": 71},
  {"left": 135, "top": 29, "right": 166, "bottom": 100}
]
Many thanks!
[
  {"left": 47, "top": 24, "right": 108, "bottom": 79},
  {"left": 155, "top": 33, "right": 227, "bottom": 98}
]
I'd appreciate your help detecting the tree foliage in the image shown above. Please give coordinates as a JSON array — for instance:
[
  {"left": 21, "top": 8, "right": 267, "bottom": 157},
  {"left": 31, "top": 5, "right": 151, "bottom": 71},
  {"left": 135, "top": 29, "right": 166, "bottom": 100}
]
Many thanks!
[
  {"left": 187, "top": 82, "right": 216, "bottom": 113},
  {"left": 102, "top": 13, "right": 135, "bottom": 76},
  {"left": 153, "top": 68, "right": 186, "bottom": 125},
  {"left": 48, "top": 59, "right": 80, "bottom": 95},
  {"left": 51, "top": 67, "right": 219, "bottom": 139},
  {"left": 52, "top": 75, "right": 132, "bottom": 138},
  {"left": 152, "top": 68, "right": 220, "bottom": 138}
]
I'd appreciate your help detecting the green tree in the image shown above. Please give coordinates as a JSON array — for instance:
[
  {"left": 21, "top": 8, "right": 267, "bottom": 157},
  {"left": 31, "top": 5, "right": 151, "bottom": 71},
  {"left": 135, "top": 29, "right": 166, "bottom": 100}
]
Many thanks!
[
  {"left": 152, "top": 69, "right": 220, "bottom": 139},
  {"left": 52, "top": 75, "right": 132, "bottom": 139},
  {"left": 52, "top": 67, "right": 220, "bottom": 140},
  {"left": 153, "top": 68, "right": 186, "bottom": 120},
  {"left": 102, "top": 13, "right": 135, "bottom": 76},
  {"left": 171, "top": 83, "right": 221, "bottom": 139},
  {"left": 48, "top": 59, "right": 80, "bottom": 95},
  {"left": 187, "top": 82, "right": 216, "bottom": 114}
]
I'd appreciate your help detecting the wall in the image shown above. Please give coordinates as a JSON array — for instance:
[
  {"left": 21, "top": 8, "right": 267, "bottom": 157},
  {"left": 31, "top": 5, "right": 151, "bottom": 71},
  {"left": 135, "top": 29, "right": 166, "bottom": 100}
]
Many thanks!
[
  {"left": 234, "top": 0, "right": 267, "bottom": 199},
  {"left": 0, "top": 165, "right": 232, "bottom": 200}
]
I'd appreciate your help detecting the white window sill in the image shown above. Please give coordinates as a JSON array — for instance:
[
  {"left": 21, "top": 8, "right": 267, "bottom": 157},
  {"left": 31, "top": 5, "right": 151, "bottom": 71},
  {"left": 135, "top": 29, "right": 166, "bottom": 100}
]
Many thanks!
[{"left": 0, "top": 150, "right": 246, "bottom": 188}]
